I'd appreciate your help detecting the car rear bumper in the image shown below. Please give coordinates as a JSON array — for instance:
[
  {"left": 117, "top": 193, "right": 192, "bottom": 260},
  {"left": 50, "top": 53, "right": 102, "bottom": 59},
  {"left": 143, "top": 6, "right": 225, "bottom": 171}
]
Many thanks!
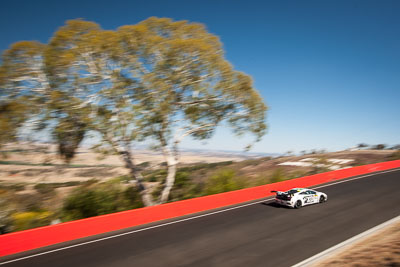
[{"left": 274, "top": 199, "right": 294, "bottom": 208}]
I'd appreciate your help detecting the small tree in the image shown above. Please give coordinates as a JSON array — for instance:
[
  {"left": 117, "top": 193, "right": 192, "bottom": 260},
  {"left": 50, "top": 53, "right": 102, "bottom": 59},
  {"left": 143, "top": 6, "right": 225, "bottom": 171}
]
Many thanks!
[
  {"left": 285, "top": 151, "right": 293, "bottom": 156},
  {"left": 373, "top": 144, "right": 386, "bottom": 150},
  {"left": 357, "top": 143, "right": 368, "bottom": 148},
  {"left": 391, "top": 144, "right": 400, "bottom": 150}
]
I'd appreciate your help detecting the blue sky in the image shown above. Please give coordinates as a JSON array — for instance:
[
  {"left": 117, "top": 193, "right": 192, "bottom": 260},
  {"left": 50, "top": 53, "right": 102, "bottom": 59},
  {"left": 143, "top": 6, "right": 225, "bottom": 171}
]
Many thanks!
[{"left": 1, "top": 0, "right": 399, "bottom": 153}]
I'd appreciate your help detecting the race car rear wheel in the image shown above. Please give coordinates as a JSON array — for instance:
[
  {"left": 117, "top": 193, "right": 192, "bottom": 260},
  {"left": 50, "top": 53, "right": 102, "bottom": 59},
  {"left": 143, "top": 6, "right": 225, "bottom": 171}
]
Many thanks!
[
  {"left": 319, "top": 195, "right": 326, "bottom": 203},
  {"left": 295, "top": 200, "right": 302, "bottom": 209}
]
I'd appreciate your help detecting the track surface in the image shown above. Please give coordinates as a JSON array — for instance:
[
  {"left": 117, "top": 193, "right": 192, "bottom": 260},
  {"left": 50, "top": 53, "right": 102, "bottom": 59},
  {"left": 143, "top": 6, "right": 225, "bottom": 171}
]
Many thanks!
[{"left": 2, "top": 169, "right": 400, "bottom": 267}]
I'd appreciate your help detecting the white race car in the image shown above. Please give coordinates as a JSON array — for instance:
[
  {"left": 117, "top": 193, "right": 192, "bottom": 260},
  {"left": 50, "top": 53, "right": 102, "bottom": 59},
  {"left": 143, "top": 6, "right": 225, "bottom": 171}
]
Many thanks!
[{"left": 271, "top": 188, "right": 327, "bottom": 208}]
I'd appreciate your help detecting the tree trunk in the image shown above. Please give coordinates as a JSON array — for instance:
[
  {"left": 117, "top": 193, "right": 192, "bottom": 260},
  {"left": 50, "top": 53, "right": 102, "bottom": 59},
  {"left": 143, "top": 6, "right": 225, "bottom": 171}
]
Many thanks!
[
  {"left": 120, "top": 150, "right": 155, "bottom": 207},
  {"left": 158, "top": 122, "right": 180, "bottom": 204},
  {"left": 160, "top": 155, "right": 177, "bottom": 203}
]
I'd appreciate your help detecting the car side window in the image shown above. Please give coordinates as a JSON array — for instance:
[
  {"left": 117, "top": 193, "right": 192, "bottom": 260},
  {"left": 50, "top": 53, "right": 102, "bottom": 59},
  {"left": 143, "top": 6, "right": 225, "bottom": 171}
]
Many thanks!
[
  {"left": 300, "top": 192, "right": 307, "bottom": 195},
  {"left": 309, "top": 190, "right": 316, "bottom": 194}
]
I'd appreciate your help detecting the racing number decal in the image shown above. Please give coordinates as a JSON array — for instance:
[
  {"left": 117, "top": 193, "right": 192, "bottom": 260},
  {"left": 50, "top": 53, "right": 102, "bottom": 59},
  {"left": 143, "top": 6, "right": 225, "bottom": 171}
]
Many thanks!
[{"left": 303, "top": 196, "right": 312, "bottom": 204}]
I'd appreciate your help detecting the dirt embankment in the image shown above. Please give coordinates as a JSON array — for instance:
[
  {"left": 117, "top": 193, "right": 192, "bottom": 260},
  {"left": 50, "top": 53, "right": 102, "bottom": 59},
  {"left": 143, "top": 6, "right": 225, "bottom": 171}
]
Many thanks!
[{"left": 311, "top": 220, "right": 400, "bottom": 267}]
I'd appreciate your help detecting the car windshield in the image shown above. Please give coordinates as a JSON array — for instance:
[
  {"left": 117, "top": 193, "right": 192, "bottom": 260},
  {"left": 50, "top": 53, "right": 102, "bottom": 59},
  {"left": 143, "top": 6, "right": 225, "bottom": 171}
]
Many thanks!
[{"left": 286, "top": 189, "right": 299, "bottom": 195}]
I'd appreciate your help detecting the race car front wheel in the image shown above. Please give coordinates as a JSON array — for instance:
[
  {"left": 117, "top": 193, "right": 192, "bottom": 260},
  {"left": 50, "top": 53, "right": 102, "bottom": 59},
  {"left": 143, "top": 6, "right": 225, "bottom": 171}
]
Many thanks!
[
  {"left": 295, "top": 200, "right": 302, "bottom": 209},
  {"left": 319, "top": 195, "right": 326, "bottom": 203}
]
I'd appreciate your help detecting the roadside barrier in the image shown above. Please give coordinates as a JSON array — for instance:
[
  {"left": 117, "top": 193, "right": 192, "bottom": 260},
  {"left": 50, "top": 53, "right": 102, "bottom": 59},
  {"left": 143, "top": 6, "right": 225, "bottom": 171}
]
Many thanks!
[{"left": 1, "top": 159, "right": 399, "bottom": 257}]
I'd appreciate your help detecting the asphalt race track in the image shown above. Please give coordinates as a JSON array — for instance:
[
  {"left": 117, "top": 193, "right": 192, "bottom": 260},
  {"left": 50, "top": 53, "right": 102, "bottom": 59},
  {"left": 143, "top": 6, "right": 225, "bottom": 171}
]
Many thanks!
[{"left": 2, "top": 169, "right": 400, "bottom": 267}]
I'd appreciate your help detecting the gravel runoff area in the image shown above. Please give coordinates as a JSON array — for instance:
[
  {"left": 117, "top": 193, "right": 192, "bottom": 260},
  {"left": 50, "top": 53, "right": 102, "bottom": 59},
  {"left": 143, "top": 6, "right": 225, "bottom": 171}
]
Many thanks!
[{"left": 306, "top": 215, "right": 400, "bottom": 267}]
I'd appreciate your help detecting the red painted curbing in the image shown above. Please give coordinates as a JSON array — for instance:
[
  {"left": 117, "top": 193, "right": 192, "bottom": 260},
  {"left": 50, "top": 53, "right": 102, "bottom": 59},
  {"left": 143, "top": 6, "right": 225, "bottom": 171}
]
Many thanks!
[{"left": 1, "top": 160, "right": 399, "bottom": 257}]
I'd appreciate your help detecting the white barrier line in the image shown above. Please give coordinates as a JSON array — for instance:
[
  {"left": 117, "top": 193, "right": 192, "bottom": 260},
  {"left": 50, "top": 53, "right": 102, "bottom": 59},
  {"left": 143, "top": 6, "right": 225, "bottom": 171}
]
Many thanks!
[
  {"left": 292, "top": 214, "right": 400, "bottom": 267},
  {"left": 1, "top": 167, "right": 399, "bottom": 265}
]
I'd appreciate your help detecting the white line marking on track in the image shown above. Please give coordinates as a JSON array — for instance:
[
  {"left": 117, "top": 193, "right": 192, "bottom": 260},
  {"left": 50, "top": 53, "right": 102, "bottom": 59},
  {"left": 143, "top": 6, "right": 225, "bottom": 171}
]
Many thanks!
[
  {"left": 1, "top": 168, "right": 399, "bottom": 265},
  {"left": 292, "top": 214, "right": 400, "bottom": 267},
  {"left": 0, "top": 200, "right": 273, "bottom": 265}
]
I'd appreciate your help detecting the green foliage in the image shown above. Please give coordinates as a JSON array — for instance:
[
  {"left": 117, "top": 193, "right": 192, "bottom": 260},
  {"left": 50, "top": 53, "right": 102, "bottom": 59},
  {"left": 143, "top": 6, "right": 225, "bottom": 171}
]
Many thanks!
[
  {"left": 32, "top": 182, "right": 81, "bottom": 193},
  {"left": 110, "top": 175, "right": 131, "bottom": 183},
  {"left": 0, "top": 41, "right": 47, "bottom": 147},
  {"left": 11, "top": 211, "right": 53, "bottom": 231},
  {"left": 138, "top": 162, "right": 150, "bottom": 168},
  {"left": 389, "top": 150, "right": 400, "bottom": 161},
  {"left": 167, "top": 171, "right": 193, "bottom": 201},
  {"left": 170, "top": 182, "right": 205, "bottom": 201},
  {"left": 251, "top": 175, "right": 269, "bottom": 186},
  {"left": 204, "top": 169, "right": 246, "bottom": 195},
  {"left": 82, "top": 179, "right": 99, "bottom": 186},
  {"left": 270, "top": 168, "right": 285, "bottom": 183},
  {"left": 174, "top": 171, "right": 189, "bottom": 188},
  {"left": 151, "top": 184, "right": 164, "bottom": 199},
  {"left": 146, "top": 169, "right": 167, "bottom": 182},
  {"left": 61, "top": 183, "right": 143, "bottom": 221},
  {"left": 0, "top": 100, "right": 29, "bottom": 148},
  {"left": 185, "top": 183, "right": 205, "bottom": 198},
  {"left": 53, "top": 117, "right": 87, "bottom": 164}
]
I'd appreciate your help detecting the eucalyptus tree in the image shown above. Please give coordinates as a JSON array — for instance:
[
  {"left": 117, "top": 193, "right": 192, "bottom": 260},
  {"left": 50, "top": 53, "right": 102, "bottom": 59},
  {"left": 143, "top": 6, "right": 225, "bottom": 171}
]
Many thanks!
[
  {"left": 48, "top": 18, "right": 267, "bottom": 204},
  {"left": 44, "top": 20, "right": 156, "bottom": 206},
  {"left": 117, "top": 17, "right": 268, "bottom": 203},
  {"left": 0, "top": 38, "right": 89, "bottom": 163},
  {"left": 0, "top": 41, "right": 48, "bottom": 148},
  {"left": 1, "top": 18, "right": 268, "bottom": 206}
]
